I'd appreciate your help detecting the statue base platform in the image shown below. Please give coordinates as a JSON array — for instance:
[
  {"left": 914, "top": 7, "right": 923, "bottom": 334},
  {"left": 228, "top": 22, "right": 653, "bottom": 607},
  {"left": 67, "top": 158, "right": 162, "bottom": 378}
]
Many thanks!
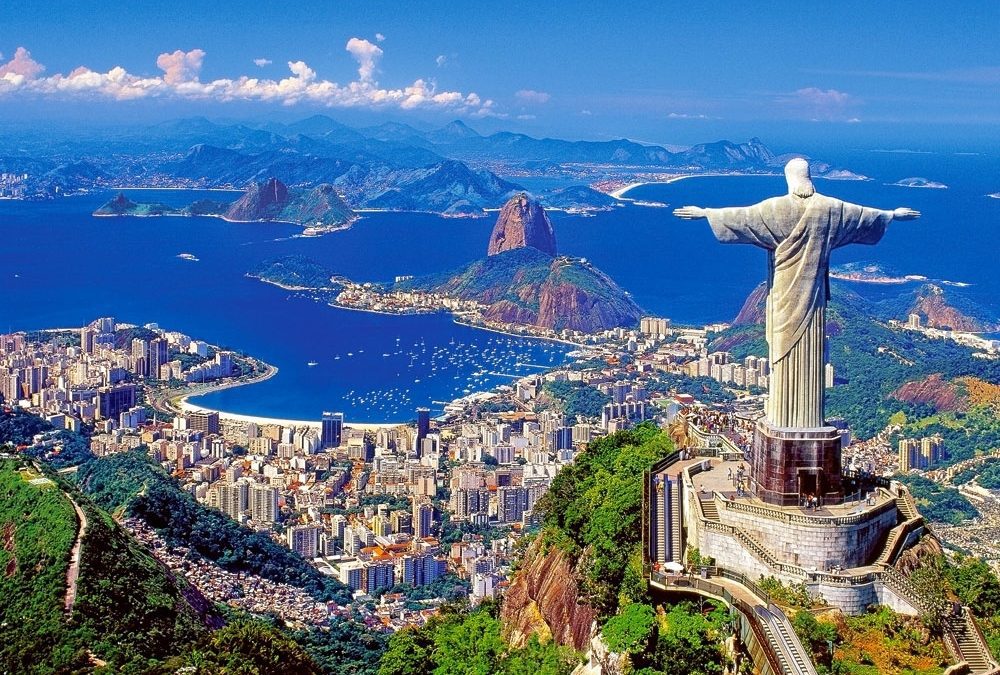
[{"left": 750, "top": 421, "right": 843, "bottom": 507}]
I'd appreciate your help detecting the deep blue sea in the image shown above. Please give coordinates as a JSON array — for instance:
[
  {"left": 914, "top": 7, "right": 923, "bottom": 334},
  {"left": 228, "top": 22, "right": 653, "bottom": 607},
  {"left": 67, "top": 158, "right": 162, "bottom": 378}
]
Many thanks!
[{"left": 0, "top": 148, "right": 996, "bottom": 422}]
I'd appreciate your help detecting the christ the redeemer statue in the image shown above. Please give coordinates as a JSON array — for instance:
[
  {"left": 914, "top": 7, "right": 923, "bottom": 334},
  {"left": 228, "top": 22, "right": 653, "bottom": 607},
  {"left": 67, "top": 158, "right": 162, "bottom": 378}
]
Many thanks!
[{"left": 675, "top": 159, "right": 919, "bottom": 430}]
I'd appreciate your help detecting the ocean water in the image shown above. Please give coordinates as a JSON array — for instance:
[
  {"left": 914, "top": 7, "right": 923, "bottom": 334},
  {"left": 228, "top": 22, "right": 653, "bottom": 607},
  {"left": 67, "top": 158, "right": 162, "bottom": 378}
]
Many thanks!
[{"left": 0, "top": 148, "right": 996, "bottom": 421}]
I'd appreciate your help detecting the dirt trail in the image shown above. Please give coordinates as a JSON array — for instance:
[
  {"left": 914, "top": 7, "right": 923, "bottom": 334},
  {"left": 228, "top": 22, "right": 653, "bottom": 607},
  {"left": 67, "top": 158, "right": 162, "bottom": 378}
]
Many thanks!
[{"left": 63, "top": 495, "right": 88, "bottom": 614}]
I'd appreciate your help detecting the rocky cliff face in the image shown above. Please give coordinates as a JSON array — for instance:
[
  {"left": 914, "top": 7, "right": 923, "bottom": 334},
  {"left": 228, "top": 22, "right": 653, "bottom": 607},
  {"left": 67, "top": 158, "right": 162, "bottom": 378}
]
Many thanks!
[
  {"left": 222, "top": 178, "right": 354, "bottom": 227},
  {"left": 908, "top": 284, "right": 985, "bottom": 332},
  {"left": 891, "top": 373, "right": 968, "bottom": 412},
  {"left": 487, "top": 193, "right": 557, "bottom": 257},
  {"left": 501, "top": 538, "right": 597, "bottom": 652},
  {"left": 224, "top": 177, "right": 289, "bottom": 221},
  {"left": 734, "top": 281, "right": 768, "bottom": 325}
]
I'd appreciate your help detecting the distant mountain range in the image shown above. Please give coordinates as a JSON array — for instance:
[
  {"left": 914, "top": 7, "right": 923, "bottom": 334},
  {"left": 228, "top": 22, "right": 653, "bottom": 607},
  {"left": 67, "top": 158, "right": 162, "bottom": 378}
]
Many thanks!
[{"left": 2, "top": 114, "right": 854, "bottom": 214}]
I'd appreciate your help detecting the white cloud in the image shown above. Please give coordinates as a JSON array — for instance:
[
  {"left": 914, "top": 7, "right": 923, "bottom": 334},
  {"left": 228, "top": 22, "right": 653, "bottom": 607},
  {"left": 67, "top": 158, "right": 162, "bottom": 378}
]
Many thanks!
[
  {"left": 375, "top": 33, "right": 386, "bottom": 42},
  {"left": 345, "top": 37, "right": 382, "bottom": 84},
  {"left": 253, "top": 58, "right": 272, "bottom": 67},
  {"left": 0, "top": 42, "right": 492, "bottom": 115},
  {"left": 155, "top": 49, "right": 205, "bottom": 85},
  {"left": 0, "top": 47, "right": 44, "bottom": 78},
  {"left": 780, "top": 87, "right": 855, "bottom": 121},
  {"left": 667, "top": 112, "right": 713, "bottom": 120},
  {"left": 516, "top": 113, "right": 536, "bottom": 120},
  {"left": 579, "top": 109, "right": 592, "bottom": 116},
  {"left": 846, "top": 117, "right": 862, "bottom": 123},
  {"left": 435, "top": 55, "right": 447, "bottom": 68},
  {"left": 515, "top": 88, "right": 550, "bottom": 104}
]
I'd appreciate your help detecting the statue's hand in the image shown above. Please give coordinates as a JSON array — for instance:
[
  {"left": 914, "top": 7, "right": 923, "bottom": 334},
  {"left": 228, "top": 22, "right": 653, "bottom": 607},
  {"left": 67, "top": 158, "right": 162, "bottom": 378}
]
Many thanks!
[
  {"left": 674, "top": 206, "right": 707, "bottom": 220},
  {"left": 893, "top": 207, "right": 920, "bottom": 220}
]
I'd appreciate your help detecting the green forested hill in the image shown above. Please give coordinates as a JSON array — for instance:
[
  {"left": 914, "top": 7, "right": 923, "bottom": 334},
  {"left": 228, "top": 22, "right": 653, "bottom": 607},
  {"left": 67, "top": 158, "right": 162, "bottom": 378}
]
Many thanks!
[{"left": 0, "top": 458, "right": 215, "bottom": 672}]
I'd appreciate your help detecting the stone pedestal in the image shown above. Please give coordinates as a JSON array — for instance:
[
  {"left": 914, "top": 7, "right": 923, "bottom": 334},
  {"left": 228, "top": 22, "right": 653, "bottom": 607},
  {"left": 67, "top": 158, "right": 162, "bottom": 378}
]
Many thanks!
[{"left": 750, "top": 421, "right": 843, "bottom": 506}]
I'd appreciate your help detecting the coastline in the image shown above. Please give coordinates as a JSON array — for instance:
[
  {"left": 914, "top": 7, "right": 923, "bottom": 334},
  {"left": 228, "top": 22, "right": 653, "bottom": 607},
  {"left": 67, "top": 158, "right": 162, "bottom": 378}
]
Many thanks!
[
  {"left": 173, "top": 362, "right": 399, "bottom": 430},
  {"left": 609, "top": 173, "right": 726, "bottom": 199},
  {"left": 451, "top": 317, "right": 587, "bottom": 349},
  {"left": 176, "top": 400, "right": 400, "bottom": 431}
]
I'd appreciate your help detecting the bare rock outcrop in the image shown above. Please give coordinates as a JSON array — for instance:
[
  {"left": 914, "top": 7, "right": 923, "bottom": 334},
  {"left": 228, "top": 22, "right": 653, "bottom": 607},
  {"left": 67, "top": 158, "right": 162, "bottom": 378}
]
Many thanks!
[
  {"left": 487, "top": 193, "right": 557, "bottom": 257},
  {"left": 501, "top": 537, "right": 597, "bottom": 652}
]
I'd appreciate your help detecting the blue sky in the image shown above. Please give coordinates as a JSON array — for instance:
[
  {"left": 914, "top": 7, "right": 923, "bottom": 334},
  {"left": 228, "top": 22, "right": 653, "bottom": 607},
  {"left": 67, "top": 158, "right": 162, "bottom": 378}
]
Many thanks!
[{"left": 1, "top": 0, "right": 998, "bottom": 148}]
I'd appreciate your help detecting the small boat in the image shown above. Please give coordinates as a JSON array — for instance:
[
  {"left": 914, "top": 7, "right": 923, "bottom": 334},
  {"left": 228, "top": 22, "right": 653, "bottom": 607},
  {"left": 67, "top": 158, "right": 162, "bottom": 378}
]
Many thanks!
[{"left": 307, "top": 361, "right": 319, "bottom": 367}]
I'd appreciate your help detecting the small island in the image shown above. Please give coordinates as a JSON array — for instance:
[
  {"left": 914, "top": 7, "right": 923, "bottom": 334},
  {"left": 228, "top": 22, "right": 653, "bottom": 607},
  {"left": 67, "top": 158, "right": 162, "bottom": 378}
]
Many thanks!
[
  {"left": 892, "top": 177, "right": 948, "bottom": 189},
  {"left": 93, "top": 178, "right": 357, "bottom": 235},
  {"left": 538, "top": 184, "right": 622, "bottom": 212}
]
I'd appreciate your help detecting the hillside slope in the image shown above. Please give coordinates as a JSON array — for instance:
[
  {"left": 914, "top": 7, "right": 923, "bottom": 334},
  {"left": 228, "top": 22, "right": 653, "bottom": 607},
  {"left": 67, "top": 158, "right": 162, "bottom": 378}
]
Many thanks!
[{"left": 0, "top": 458, "right": 217, "bottom": 672}]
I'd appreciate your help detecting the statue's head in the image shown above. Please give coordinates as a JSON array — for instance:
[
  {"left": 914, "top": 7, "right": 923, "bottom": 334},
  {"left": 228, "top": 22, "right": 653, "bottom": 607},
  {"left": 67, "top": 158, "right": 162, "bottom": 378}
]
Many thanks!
[{"left": 784, "top": 158, "right": 815, "bottom": 198}]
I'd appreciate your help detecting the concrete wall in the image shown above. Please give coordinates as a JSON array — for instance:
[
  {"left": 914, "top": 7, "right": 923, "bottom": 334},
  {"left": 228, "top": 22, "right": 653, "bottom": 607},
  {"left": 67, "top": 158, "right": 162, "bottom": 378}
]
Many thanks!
[{"left": 717, "top": 502, "right": 898, "bottom": 571}]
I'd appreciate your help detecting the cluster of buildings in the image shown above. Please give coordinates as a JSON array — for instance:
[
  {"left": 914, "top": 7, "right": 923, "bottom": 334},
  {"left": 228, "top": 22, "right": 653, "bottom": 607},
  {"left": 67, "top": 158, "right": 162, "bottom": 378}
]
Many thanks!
[
  {"left": 893, "top": 313, "right": 1000, "bottom": 359},
  {"left": 0, "top": 172, "right": 28, "bottom": 198},
  {"left": 125, "top": 517, "right": 331, "bottom": 625},
  {"left": 898, "top": 434, "right": 946, "bottom": 472},
  {"left": 0, "top": 318, "right": 237, "bottom": 436},
  {"left": 6, "top": 313, "right": 784, "bottom": 630},
  {"left": 335, "top": 283, "right": 483, "bottom": 316},
  {"left": 685, "top": 352, "right": 772, "bottom": 389}
]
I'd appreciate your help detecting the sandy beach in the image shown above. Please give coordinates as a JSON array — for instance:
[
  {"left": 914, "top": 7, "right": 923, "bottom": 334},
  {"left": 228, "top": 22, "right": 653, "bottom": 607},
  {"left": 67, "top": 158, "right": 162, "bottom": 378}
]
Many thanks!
[
  {"left": 609, "top": 173, "right": 732, "bottom": 199},
  {"left": 175, "top": 399, "right": 401, "bottom": 430}
]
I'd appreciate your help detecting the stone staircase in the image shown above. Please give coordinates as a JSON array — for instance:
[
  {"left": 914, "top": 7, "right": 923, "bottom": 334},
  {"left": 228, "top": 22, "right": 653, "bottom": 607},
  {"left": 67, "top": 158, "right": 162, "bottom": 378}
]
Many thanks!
[
  {"left": 946, "top": 609, "right": 1000, "bottom": 674},
  {"left": 874, "top": 526, "right": 904, "bottom": 566},
  {"left": 896, "top": 494, "right": 919, "bottom": 520},
  {"left": 700, "top": 497, "right": 720, "bottom": 521}
]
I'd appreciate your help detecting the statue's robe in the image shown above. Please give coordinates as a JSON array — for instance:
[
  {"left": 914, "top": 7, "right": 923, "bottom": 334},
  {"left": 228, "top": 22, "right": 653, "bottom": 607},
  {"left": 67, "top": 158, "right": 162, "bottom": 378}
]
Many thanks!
[{"left": 705, "top": 193, "right": 893, "bottom": 428}]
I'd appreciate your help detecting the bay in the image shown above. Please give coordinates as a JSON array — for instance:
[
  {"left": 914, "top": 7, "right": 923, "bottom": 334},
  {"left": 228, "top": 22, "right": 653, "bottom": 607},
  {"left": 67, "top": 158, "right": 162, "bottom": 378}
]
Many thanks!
[{"left": 1, "top": 150, "right": 996, "bottom": 422}]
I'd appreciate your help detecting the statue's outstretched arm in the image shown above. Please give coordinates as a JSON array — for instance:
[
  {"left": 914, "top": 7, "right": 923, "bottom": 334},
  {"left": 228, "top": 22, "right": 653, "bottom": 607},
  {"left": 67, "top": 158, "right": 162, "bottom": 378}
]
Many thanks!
[
  {"left": 673, "top": 206, "right": 706, "bottom": 220},
  {"left": 892, "top": 207, "right": 920, "bottom": 220}
]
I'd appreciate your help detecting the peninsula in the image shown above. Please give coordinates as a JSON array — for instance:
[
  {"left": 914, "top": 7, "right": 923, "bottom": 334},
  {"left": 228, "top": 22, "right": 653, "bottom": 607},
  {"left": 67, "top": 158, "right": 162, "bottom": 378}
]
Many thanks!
[{"left": 250, "top": 194, "right": 644, "bottom": 336}]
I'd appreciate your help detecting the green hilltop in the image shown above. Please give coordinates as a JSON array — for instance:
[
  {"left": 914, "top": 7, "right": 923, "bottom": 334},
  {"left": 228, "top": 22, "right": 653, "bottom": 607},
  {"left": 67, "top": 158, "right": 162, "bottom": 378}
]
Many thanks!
[{"left": 395, "top": 246, "right": 644, "bottom": 333}]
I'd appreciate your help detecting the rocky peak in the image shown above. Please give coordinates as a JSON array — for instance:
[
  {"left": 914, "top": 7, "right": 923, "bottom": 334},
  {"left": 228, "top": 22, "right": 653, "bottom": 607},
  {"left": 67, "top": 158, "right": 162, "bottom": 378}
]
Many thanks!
[
  {"left": 224, "top": 177, "right": 289, "bottom": 221},
  {"left": 487, "top": 193, "right": 556, "bottom": 257}
]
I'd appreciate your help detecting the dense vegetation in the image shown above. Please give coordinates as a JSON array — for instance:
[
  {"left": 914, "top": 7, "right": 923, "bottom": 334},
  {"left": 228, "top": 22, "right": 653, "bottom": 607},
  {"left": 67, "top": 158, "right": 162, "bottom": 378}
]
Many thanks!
[
  {"left": 249, "top": 254, "right": 340, "bottom": 289},
  {"left": 713, "top": 287, "right": 1000, "bottom": 443},
  {"left": 377, "top": 602, "right": 578, "bottom": 675},
  {"left": 76, "top": 448, "right": 352, "bottom": 603},
  {"left": 72, "top": 497, "right": 217, "bottom": 668},
  {"left": 953, "top": 457, "right": 1000, "bottom": 489},
  {"left": 645, "top": 372, "right": 736, "bottom": 405},
  {"left": 290, "top": 619, "right": 390, "bottom": 675},
  {"left": 0, "top": 459, "right": 215, "bottom": 672},
  {"left": 0, "top": 459, "right": 82, "bottom": 672},
  {"left": 826, "top": 606, "right": 948, "bottom": 675},
  {"left": 896, "top": 474, "right": 979, "bottom": 524},
  {"left": 536, "top": 423, "right": 673, "bottom": 615},
  {"left": 602, "top": 600, "right": 730, "bottom": 675},
  {"left": 542, "top": 379, "right": 612, "bottom": 419},
  {"left": 0, "top": 407, "right": 94, "bottom": 468},
  {"left": 824, "top": 296, "right": 1000, "bottom": 440},
  {"left": 173, "top": 619, "right": 323, "bottom": 674}
]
